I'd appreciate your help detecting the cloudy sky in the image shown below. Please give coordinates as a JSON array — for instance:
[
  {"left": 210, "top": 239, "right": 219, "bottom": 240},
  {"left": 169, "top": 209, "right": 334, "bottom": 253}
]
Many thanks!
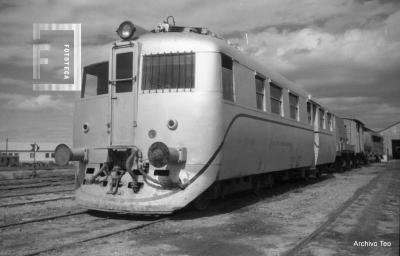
[{"left": 0, "top": 0, "right": 399, "bottom": 144}]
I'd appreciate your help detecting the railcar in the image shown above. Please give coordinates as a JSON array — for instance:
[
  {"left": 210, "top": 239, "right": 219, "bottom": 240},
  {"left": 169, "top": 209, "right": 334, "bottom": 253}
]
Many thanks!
[
  {"left": 341, "top": 118, "right": 368, "bottom": 167},
  {"left": 55, "top": 18, "right": 338, "bottom": 214},
  {"left": 363, "top": 128, "right": 384, "bottom": 162}
]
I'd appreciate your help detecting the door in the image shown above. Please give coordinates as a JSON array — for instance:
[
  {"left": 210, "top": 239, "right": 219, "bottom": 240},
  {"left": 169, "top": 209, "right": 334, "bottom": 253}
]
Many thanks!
[
  {"left": 392, "top": 140, "right": 400, "bottom": 159},
  {"left": 313, "top": 104, "right": 319, "bottom": 167},
  {"left": 110, "top": 42, "right": 140, "bottom": 146}
]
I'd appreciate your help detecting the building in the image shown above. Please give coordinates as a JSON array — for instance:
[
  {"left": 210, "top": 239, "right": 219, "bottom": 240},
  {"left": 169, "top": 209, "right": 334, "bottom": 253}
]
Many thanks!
[
  {"left": 379, "top": 121, "right": 400, "bottom": 160},
  {"left": 0, "top": 141, "right": 60, "bottom": 166}
]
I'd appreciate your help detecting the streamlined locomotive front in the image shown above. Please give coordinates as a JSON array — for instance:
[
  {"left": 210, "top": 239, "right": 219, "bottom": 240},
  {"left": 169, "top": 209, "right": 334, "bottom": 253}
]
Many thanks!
[{"left": 54, "top": 21, "right": 224, "bottom": 213}]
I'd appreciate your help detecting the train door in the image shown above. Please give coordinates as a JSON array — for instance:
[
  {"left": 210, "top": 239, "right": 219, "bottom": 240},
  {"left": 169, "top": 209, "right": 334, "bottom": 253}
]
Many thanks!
[
  {"left": 110, "top": 42, "right": 140, "bottom": 146},
  {"left": 313, "top": 103, "right": 319, "bottom": 167}
]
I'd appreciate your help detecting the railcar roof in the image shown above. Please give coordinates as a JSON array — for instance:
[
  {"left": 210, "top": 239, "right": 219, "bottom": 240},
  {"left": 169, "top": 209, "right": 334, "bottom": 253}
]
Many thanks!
[{"left": 138, "top": 32, "right": 331, "bottom": 111}]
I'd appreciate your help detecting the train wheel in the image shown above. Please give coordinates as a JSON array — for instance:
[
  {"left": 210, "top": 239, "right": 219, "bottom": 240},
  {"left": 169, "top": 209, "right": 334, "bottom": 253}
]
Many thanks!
[
  {"left": 315, "top": 168, "right": 322, "bottom": 179},
  {"left": 252, "top": 178, "right": 262, "bottom": 196}
]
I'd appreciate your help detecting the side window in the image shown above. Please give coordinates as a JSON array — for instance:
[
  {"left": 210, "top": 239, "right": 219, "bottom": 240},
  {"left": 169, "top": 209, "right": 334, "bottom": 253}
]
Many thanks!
[
  {"left": 270, "top": 82, "right": 282, "bottom": 115},
  {"left": 255, "top": 75, "right": 265, "bottom": 111},
  {"left": 307, "top": 102, "right": 312, "bottom": 125},
  {"left": 289, "top": 93, "right": 299, "bottom": 120},
  {"left": 333, "top": 116, "right": 336, "bottom": 129},
  {"left": 319, "top": 109, "right": 325, "bottom": 129},
  {"left": 82, "top": 62, "right": 109, "bottom": 98},
  {"left": 327, "top": 113, "right": 333, "bottom": 131},
  {"left": 221, "top": 54, "right": 234, "bottom": 101},
  {"left": 142, "top": 53, "right": 195, "bottom": 91}
]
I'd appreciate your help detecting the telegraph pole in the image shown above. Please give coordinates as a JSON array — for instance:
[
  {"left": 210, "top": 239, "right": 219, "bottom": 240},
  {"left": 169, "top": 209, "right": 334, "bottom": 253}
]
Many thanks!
[{"left": 31, "top": 142, "right": 39, "bottom": 178}]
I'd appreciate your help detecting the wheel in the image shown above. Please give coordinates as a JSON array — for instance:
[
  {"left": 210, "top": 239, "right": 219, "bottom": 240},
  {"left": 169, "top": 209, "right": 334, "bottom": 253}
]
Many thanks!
[
  {"left": 252, "top": 178, "right": 262, "bottom": 196},
  {"left": 315, "top": 169, "right": 322, "bottom": 178}
]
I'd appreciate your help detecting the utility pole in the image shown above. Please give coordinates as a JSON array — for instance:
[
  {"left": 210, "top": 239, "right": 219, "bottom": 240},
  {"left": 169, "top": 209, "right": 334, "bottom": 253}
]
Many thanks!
[
  {"left": 31, "top": 142, "right": 39, "bottom": 178},
  {"left": 5, "top": 138, "right": 8, "bottom": 154}
]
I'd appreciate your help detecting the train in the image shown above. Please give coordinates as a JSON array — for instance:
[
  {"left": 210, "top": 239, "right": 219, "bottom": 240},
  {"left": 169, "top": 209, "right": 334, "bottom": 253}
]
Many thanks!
[{"left": 54, "top": 18, "right": 384, "bottom": 214}]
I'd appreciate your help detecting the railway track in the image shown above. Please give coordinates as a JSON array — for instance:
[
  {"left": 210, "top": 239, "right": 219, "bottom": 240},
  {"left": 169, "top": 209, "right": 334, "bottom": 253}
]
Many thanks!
[
  {"left": 0, "top": 181, "right": 75, "bottom": 191},
  {"left": 283, "top": 168, "right": 385, "bottom": 256},
  {"left": 0, "top": 208, "right": 171, "bottom": 256},
  {"left": 0, "top": 189, "right": 75, "bottom": 199},
  {"left": 0, "top": 210, "right": 87, "bottom": 229},
  {"left": 0, "top": 195, "right": 74, "bottom": 208},
  {"left": 0, "top": 177, "right": 74, "bottom": 186},
  {"left": 1, "top": 165, "right": 391, "bottom": 256},
  {"left": 23, "top": 217, "right": 169, "bottom": 256}
]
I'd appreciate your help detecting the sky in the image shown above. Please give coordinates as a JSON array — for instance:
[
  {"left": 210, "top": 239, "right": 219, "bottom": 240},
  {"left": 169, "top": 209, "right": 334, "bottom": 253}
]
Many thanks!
[{"left": 0, "top": 0, "right": 399, "bottom": 144}]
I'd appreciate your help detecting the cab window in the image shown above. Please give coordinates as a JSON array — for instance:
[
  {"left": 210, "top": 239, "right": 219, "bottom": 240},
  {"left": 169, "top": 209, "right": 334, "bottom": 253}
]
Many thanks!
[{"left": 82, "top": 62, "right": 109, "bottom": 98}]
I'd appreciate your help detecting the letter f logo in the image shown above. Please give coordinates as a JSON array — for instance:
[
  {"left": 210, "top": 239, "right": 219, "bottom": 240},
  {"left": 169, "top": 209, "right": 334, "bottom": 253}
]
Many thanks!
[{"left": 33, "top": 24, "right": 50, "bottom": 79}]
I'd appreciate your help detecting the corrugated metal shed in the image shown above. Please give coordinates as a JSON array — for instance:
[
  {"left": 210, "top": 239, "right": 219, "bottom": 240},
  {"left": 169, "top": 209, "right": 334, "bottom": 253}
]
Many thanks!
[{"left": 379, "top": 121, "right": 400, "bottom": 159}]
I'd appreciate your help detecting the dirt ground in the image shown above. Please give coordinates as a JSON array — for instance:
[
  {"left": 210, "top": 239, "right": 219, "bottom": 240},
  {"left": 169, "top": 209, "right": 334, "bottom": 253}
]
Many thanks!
[
  {"left": 1, "top": 163, "right": 398, "bottom": 256},
  {"left": 22, "top": 162, "right": 397, "bottom": 256}
]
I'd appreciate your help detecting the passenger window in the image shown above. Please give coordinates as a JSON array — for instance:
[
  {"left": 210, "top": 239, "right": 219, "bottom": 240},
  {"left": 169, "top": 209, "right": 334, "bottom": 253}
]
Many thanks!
[
  {"left": 327, "top": 113, "right": 333, "bottom": 131},
  {"left": 142, "top": 53, "right": 195, "bottom": 91},
  {"left": 270, "top": 82, "right": 282, "bottom": 115},
  {"left": 319, "top": 109, "right": 325, "bottom": 129},
  {"left": 255, "top": 75, "right": 265, "bottom": 111},
  {"left": 307, "top": 102, "right": 312, "bottom": 125},
  {"left": 289, "top": 93, "right": 299, "bottom": 120},
  {"left": 82, "top": 62, "right": 109, "bottom": 98},
  {"left": 221, "top": 54, "right": 234, "bottom": 101}
]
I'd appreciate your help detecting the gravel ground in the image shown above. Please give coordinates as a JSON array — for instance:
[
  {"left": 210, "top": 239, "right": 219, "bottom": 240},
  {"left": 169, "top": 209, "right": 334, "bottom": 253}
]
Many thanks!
[
  {"left": 0, "top": 169, "right": 77, "bottom": 227},
  {"left": 30, "top": 164, "right": 391, "bottom": 256},
  {"left": 1, "top": 163, "right": 397, "bottom": 256},
  {"left": 296, "top": 163, "right": 400, "bottom": 256}
]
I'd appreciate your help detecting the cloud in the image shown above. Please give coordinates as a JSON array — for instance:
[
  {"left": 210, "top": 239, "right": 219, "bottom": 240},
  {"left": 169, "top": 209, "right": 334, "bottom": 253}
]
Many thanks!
[
  {"left": 0, "top": 77, "right": 26, "bottom": 87},
  {"left": 0, "top": 0, "right": 399, "bottom": 139},
  {"left": 0, "top": 93, "right": 73, "bottom": 112}
]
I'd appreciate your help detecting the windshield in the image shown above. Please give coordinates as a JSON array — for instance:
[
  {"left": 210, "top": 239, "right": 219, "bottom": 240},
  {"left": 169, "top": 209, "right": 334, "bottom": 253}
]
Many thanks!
[{"left": 82, "top": 62, "right": 109, "bottom": 98}]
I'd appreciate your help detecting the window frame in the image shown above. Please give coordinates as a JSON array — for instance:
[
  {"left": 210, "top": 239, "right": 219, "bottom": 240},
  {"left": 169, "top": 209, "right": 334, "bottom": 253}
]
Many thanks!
[
  {"left": 289, "top": 92, "right": 299, "bottom": 121},
  {"left": 307, "top": 101, "right": 313, "bottom": 125},
  {"left": 255, "top": 74, "right": 266, "bottom": 111},
  {"left": 327, "top": 113, "right": 333, "bottom": 131},
  {"left": 81, "top": 61, "right": 109, "bottom": 98},
  {"left": 141, "top": 52, "right": 195, "bottom": 92},
  {"left": 319, "top": 108, "right": 326, "bottom": 129},
  {"left": 270, "top": 81, "right": 283, "bottom": 116},
  {"left": 221, "top": 53, "right": 234, "bottom": 102}
]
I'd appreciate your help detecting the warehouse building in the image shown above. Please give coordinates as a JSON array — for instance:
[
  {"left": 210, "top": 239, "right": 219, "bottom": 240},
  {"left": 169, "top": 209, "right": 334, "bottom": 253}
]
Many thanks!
[
  {"left": 379, "top": 121, "right": 400, "bottom": 160},
  {"left": 0, "top": 141, "right": 59, "bottom": 166}
]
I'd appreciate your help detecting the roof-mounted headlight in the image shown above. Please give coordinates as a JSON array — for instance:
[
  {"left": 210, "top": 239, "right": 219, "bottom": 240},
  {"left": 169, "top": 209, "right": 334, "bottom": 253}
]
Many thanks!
[{"left": 116, "top": 21, "right": 136, "bottom": 40}]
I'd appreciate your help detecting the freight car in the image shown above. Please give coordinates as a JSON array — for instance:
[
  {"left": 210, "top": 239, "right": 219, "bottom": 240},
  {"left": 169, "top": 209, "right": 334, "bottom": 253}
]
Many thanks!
[
  {"left": 363, "top": 127, "right": 383, "bottom": 162},
  {"left": 55, "top": 18, "right": 344, "bottom": 213}
]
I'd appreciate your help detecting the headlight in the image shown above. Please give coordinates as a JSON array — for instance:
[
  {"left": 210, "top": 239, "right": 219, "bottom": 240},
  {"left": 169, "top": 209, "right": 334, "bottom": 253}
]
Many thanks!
[
  {"left": 148, "top": 142, "right": 170, "bottom": 168},
  {"left": 116, "top": 21, "right": 136, "bottom": 40},
  {"left": 148, "top": 142, "right": 187, "bottom": 167},
  {"left": 54, "top": 144, "right": 86, "bottom": 165}
]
